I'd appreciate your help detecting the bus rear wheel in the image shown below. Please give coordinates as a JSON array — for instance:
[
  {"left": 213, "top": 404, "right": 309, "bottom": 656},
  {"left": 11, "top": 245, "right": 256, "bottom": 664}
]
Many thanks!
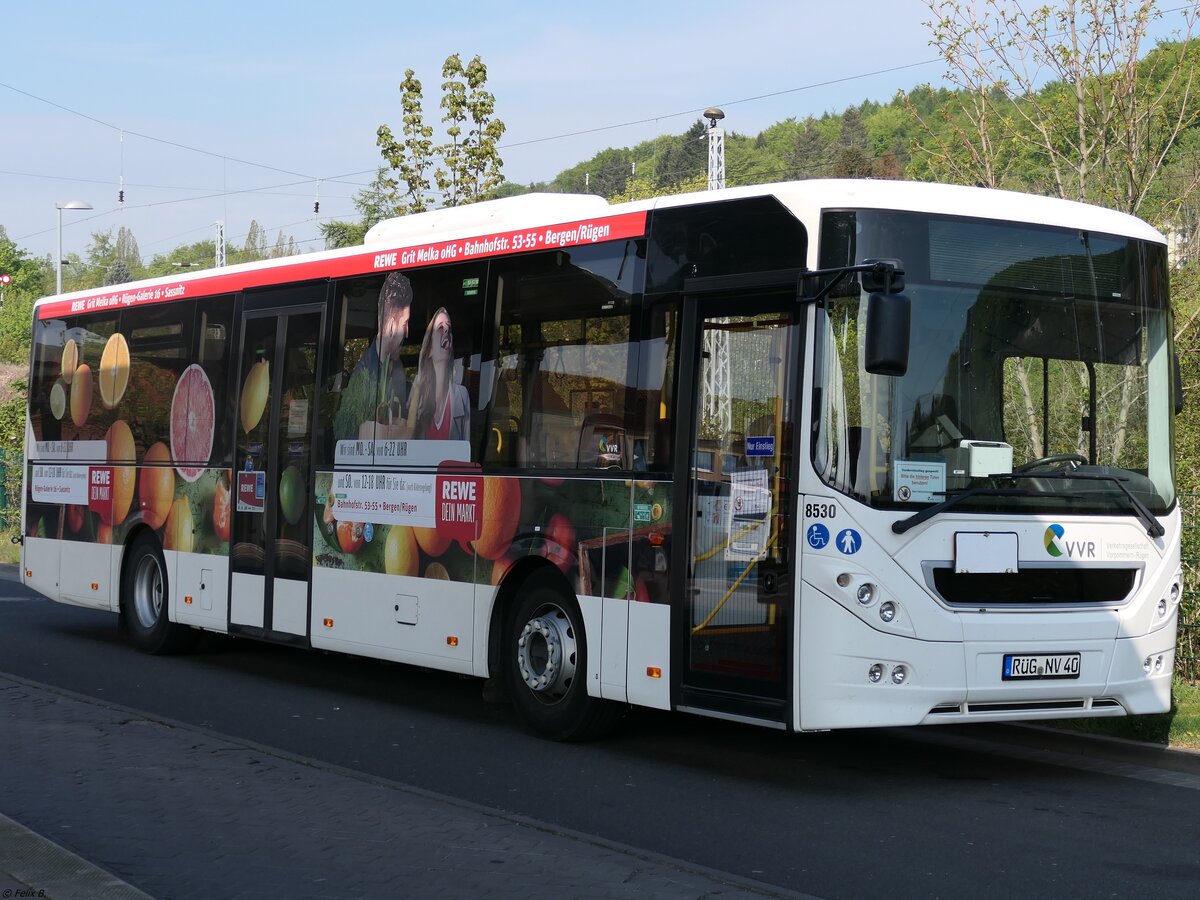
[
  {"left": 505, "top": 571, "right": 621, "bottom": 741},
  {"left": 121, "top": 532, "right": 196, "bottom": 654}
]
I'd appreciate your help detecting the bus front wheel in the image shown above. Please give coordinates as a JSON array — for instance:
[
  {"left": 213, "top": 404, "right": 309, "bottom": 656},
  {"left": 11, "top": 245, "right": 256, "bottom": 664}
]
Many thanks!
[
  {"left": 506, "top": 572, "right": 621, "bottom": 741},
  {"left": 121, "top": 532, "right": 197, "bottom": 654}
]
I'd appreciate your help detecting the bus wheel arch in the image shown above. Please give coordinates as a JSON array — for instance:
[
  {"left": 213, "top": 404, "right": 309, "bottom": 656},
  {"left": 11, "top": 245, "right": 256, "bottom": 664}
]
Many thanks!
[
  {"left": 118, "top": 527, "right": 197, "bottom": 655},
  {"left": 495, "top": 561, "right": 621, "bottom": 740}
]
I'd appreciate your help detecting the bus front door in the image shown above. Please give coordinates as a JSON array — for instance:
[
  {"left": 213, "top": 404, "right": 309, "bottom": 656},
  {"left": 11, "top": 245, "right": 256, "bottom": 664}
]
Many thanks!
[
  {"left": 677, "top": 300, "right": 798, "bottom": 725},
  {"left": 229, "top": 292, "right": 325, "bottom": 644}
]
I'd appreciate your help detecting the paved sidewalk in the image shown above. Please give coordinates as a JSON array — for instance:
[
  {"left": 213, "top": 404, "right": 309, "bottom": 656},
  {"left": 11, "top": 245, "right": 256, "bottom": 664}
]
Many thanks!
[{"left": 0, "top": 674, "right": 806, "bottom": 900}]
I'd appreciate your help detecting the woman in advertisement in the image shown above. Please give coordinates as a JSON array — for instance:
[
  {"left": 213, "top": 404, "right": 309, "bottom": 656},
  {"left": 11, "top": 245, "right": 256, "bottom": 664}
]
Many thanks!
[{"left": 407, "top": 306, "right": 469, "bottom": 441}]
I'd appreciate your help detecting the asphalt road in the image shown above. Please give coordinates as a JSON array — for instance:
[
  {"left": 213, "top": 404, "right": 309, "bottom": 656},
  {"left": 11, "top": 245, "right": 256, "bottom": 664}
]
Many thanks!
[{"left": 3, "top": 579, "right": 1200, "bottom": 899}]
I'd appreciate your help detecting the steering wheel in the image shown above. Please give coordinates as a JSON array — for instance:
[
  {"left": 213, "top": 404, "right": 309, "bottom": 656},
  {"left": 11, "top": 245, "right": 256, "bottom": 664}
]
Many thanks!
[{"left": 1014, "top": 452, "right": 1087, "bottom": 473}]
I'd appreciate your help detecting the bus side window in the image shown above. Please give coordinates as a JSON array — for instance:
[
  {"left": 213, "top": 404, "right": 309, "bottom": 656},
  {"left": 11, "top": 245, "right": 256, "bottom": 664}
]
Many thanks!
[
  {"left": 635, "top": 303, "right": 678, "bottom": 473},
  {"left": 485, "top": 245, "right": 641, "bottom": 472},
  {"left": 319, "top": 277, "right": 385, "bottom": 465},
  {"left": 194, "top": 296, "right": 234, "bottom": 472}
]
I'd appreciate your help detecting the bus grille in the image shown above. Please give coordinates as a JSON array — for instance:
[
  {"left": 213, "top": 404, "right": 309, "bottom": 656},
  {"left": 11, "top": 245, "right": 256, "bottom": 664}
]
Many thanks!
[
  {"left": 930, "top": 567, "right": 1136, "bottom": 607},
  {"left": 928, "top": 698, "right": 1124, "bottom": 716}
]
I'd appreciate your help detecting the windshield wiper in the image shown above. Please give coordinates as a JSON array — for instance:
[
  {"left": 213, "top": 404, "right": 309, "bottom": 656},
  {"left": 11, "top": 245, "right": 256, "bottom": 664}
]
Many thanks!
[
  {"left": 1000, "top": 470, "right": 1165, "bottom": 538},
  {"left": 891, "top": 472, "right": 1165, "bottom": 538},
  {"left": 891, "top": 486, "right": 1046, "bottom": 534}
]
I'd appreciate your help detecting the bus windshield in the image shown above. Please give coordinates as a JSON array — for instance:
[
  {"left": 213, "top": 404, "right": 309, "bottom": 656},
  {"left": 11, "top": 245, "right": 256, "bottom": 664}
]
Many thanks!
[{"left": 814, "top": 209, "right": 1175, "bottom": 517}]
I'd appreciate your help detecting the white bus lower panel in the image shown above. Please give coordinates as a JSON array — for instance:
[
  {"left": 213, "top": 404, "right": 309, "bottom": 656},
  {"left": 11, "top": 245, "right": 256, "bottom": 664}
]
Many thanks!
[
  {"left": 310, "top": 567, "right": 474, "bottom": 674},
  {"left": 172, "top": 551, "right": 228, "bottom": 630},
  {"left": 798, "top": 587, "right": 1174, "bottom": 730}
]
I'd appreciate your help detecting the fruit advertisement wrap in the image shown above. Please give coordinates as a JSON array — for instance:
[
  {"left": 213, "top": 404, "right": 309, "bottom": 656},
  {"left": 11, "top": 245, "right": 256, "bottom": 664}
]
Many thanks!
[
  {"left": 26, "top": 326, "right": 231, "bottom": 557},
  {"left": 313, "top": 471, "right": 673, "bottom": 603}
]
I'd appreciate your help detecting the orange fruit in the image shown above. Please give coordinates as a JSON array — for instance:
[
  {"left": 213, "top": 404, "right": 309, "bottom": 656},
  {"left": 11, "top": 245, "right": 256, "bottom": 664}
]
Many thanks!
[
  {"left": 384, "top": 524, "right": 419, "bottom": 576},
  {"left": 98, "top": 332, "right": 130, "bottom": 409},
  {"left": 471, "top": 477, "right": 521, "bottom": 561},
  {"left": 138, "top": 441, "right": 175, "bottom": 529},
  {"left": 163, "top": 498, "right": 194, "bottom": 552},
  {"left": 70, "top": 363, "right": 92, "bottom": 427},
  {"left": 105, "top": 419, "right": 136, "bottom": 525},
  {"left": 414, "top": 525, "right": 451, "bottom": 558}
]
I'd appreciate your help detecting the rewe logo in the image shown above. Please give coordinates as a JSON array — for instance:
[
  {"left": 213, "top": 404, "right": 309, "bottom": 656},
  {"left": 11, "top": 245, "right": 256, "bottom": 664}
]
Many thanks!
[{"left": 1044, "top": 524, "right": 1096, "bottom": 559}]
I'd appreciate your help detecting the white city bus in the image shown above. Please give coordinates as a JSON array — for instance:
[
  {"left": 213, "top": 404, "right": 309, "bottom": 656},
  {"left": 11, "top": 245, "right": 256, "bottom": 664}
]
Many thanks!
[{"left": 21, "top": 179, "right": 1180, "bottom": 739}]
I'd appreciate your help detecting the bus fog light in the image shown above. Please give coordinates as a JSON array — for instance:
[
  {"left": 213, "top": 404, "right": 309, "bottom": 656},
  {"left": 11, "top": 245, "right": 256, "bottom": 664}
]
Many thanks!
[
  {"left": 879, "top": 601, "right": 897, "bottom": 623},
  {"left": 1144, "top": 656, "right": 1153, "bottom": 673},
  {"left": 857, "top": 583, "right": 877, "bottom": 606},
  {"left": 1155, "top": 655, "right": 1164, "bottom": 673},
  {"left": 1171, "top": 582, "right": 1181, "bottom": 604},
  {"left": 868, "top": 663, "right": 884, "bottom": 683},
  {"left": 891, "top": 665, "right": 908, "bottom": 684},
  {"left": 837, "top": 573, "right": 852, "bottom": 588},
  {"left": 1158, "top": 598, "right": 1168, "bottom": 618}
]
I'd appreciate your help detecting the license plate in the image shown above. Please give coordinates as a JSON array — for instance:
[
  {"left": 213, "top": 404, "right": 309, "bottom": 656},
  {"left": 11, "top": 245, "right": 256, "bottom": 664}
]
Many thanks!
[{"left": 1002, "top": 652, "right": 1081, "bottom": 680}]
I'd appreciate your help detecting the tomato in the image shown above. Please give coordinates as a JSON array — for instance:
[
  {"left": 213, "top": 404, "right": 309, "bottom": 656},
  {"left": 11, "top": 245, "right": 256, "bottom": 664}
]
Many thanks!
[
  {"left": 338, "top": 520, "right": 365, "bottom": 554},
  {"left": 212, "top": 477, "right": 231, "bottom": 542}
]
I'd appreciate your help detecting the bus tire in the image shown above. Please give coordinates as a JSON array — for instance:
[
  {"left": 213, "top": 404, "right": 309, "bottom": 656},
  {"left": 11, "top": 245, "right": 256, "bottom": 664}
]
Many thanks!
[
  {"left": 505, "top": 570, "right": 622, "bottom": 741},
  {"left": 121, "top": 532, "right": 197, "bottom": 655}
]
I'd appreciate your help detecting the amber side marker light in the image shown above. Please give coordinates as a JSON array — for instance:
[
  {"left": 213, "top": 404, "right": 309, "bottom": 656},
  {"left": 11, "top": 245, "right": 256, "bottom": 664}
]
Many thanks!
[
  {"left": 323, "top": 618, "right": 334, "bottom": 628},
  {"left": 91, "top": 582, "right": 99, "bottom": 591},
  {"left": 25, "top": 570, "right": 32, "bottom": 578},
  {"left": 184, "top": 596, "right": 193, "bottom": 604},
  {"left": 446, "top": 635, "right": 459, "bottom": 647},
  {"left": 646, "top": 666, "right": 662, "bottom": 678}
]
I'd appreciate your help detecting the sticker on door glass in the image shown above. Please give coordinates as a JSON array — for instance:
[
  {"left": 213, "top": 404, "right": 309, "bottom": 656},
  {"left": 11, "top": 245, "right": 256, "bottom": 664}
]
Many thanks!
[
  {"left": 236, "top": 470, "right": 266, "bottom": 513},
  {"left": 893, "top": 459, "right": 945, "bottom": 503}
]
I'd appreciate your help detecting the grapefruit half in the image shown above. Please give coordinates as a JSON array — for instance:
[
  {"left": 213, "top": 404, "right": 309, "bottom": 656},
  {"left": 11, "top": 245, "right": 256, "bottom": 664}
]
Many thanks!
[{"left": 170, "top": 364, "right": 215, "bottom": 483}]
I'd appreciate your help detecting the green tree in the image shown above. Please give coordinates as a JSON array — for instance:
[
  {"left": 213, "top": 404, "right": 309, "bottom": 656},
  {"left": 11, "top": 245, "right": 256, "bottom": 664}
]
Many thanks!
[
  {"left": 243, "top": 220, "right": 268, "bottom": 260},
  {"left": 434, "top": 53, "right": 506, "bottom": 206},
  {"left": 918, "top": 0, "right": 1200, "bottom": 217},
  {"left": 654, "top": 120, "right": 708, "bottom": 189},
  {"left": 377, "top": 69, "right": 435, "bottom": 215},
  {"left": 144, "top": 239, "right": 217, "bottom": 277},
  {"left": 321, "top": 167, "right": 403, "bottom": 250}
]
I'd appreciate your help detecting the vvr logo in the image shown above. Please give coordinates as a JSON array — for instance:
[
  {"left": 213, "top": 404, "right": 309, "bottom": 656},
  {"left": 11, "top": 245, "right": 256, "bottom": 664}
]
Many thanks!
[{"left": 1044, "top": 524, "right": 1096, "bottom": 559}]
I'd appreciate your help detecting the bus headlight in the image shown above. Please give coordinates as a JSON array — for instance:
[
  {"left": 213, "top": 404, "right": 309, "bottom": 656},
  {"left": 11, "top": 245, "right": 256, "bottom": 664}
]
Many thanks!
[
  {"left": 857, "top": 583, "right": 877, "bottom": 606},
  {"left": 868, "top": 663, "right": 884, "bottom": 683},
  {"left": 891, "top": 665, "right": 908, "bottom": 684},
  {"left": 879, "top": 601, "right": 897, "bottom": 623},
  {"left": 1158, "top": 598, "right": 1168, "bottom": 618}
]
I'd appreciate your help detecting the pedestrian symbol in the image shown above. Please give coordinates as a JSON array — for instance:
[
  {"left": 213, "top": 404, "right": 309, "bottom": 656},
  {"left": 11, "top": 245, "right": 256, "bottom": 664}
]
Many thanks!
[
  {"left": 836, "top": 528, "right": 861, "bottom": 555},
  {"left": 807, "top": 523, "right": 829, "bottom": 549}
]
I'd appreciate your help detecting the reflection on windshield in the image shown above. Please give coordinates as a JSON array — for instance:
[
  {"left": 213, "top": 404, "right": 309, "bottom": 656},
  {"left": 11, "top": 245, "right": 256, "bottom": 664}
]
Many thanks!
[{"left": 813, "top": 210, "right": 1174, "bottom": 516}]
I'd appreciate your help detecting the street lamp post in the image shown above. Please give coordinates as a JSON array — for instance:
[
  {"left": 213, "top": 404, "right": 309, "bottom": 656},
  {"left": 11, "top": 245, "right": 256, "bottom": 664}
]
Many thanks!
[{"left": 55, "top": 201, "right": 93, "bottom": 295}]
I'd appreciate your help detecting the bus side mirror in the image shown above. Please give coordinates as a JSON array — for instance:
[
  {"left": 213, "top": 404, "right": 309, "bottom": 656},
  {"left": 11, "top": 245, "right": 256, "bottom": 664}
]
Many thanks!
[
  {"left": 1175, "top": 350, "right": 1184, "bottom": 415},
  {"left": 864, "top": 292, "right": 910, "bottom": 376}
]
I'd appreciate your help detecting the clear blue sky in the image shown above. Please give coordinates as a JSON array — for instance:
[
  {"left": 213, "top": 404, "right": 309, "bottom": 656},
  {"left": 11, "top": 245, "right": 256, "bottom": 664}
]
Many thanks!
[{"left": 0, "top": 1, "right": 1191, "bottom": 266}]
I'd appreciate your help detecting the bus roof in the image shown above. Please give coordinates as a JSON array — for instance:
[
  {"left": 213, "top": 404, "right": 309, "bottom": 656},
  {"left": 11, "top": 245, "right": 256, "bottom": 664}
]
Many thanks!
[{"left": 35, "top": 179, "right": 1165, "bottom": 319}]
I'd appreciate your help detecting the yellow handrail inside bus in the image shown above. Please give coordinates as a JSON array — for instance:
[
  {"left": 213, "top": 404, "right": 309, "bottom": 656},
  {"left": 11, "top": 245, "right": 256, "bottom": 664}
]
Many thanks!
[{"left": 691, "top": 527, "right": 780, "bottom": 634}]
